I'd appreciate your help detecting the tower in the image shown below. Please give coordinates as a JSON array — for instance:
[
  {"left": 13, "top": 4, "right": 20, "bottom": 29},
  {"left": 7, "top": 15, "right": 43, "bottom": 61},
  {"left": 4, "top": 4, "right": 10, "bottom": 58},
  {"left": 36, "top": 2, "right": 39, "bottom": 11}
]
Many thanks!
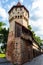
[
  {"left": 6, "top": 2, "right": 30, "bottom": 65},
  {"left": 9, "top": 2, "right": 29, "bottom": 32}
]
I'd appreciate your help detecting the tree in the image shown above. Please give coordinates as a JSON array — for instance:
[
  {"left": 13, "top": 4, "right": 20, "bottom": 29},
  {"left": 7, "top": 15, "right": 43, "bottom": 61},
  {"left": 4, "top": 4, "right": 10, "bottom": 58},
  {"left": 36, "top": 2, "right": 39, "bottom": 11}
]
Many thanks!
[
  {"left": 1, "top": 28, "right": 9, "bottom": 43},
  {"left": 0, "top": 22, "right": 6, "bottom": 31},
  {"left": 0, "top": 28, "right": 9, "bottom": 53},
  {"left": 28, "top": 25, "right": 42, "bottom": 46},
  {"left": 0, "top": 22, "right": 6, "bottom": 43},
  {"left": 33, "top": 35, "right": 42, "bottom": 46},
  {"left": 0, "top": 22, "right": 9, "bottom": 53},
  {"left": 0, "top": 22, "right": 8, "bottom": 43},
  {"left": 28, "top": 25, "right": 32, "bottom": 30}
]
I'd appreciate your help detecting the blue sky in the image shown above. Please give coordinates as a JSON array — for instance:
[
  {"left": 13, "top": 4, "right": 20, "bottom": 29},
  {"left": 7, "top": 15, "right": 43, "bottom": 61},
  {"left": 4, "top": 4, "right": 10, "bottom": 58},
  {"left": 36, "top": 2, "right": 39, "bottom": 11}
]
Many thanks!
[{"left": 0, "top": 0, "right": 43, "bottom": 39}]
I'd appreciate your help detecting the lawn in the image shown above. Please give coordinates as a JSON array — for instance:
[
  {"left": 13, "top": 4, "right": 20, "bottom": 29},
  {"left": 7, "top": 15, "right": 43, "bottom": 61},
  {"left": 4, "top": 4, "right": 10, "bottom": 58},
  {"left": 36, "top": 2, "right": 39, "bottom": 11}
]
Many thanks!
[{"left": 0, "top": 53, "right": 5, "bottom": 58}]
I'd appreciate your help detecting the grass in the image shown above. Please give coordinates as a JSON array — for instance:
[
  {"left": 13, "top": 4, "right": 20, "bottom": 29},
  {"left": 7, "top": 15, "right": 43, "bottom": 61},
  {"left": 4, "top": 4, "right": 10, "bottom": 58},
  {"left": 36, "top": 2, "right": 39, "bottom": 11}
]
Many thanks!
[{"left": 0, "top": 53, "right": 5, "bottom": 58}]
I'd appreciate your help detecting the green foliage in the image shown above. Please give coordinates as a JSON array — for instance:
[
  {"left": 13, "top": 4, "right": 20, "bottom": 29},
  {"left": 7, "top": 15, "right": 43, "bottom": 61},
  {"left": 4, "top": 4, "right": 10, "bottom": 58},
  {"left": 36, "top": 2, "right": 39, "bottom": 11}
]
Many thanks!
[
  {"left": 28, "top": 25, "right": 32, "bottom": 30},
  {"left": 0, "top": 22, "right": 9, "bottom": 53},
  {"left": 0, "top": 34, "right": 3, "bottom": 43},
  {"left": 0, "top": 28, "right": 9, "bottom": 53},
  {"left": 0, "top": 22, "right": 6, "bottom": 31},
  {"left": 33, "top": 35, "right": 42, "bottom": 46},
  {"left": 28, "top": 25, "right": 42, "bottom": 46},
  {"left": 32, "top": 30, "right": 42, "bottom": 46},
  {"left": 0, "top": 28, "right": 9, "bottom": 43}
]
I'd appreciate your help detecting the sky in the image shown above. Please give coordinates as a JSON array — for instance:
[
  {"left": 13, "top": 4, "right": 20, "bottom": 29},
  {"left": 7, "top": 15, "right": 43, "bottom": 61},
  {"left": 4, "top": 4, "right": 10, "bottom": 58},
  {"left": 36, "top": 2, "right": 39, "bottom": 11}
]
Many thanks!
[{"left": 0, "top": 0, "right": 43, "bottom": 40}]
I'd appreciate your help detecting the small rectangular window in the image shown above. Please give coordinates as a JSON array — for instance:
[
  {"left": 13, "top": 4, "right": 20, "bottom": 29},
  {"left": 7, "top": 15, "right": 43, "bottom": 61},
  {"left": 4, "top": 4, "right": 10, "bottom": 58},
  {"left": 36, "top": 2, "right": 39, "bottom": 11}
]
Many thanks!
[
  {"left": 15, "top": 16, "right": 17, "bottom": 18},
  {"left": 18, "top": 16, "right": 19, "bottom": 18},
  {"left": 20, "top": 15, "right": 22, "bottom": 18}
]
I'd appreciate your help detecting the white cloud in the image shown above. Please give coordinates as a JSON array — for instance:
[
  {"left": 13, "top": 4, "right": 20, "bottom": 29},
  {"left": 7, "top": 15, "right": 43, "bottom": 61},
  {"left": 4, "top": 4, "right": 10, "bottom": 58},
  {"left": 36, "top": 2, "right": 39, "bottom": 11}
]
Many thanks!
[
  {"left": 32, "top": 0, "right": 43, "bottom": 17},
  {"left": 19, "top": 0, "right": 24, "bottom": 3},
  {"left": 30, "top": 19, "right": 43, "bottom": 30},
  {"left": 29, "top": 0, "right": 43, "bottom": 39},
  {"left": 0, "top": 2, "right": 9, "bottom": 28},
  {"left": 29, "top": 19, "right": 43, "bottom": 39},
  {"left": 0, "top": 7, "right": 8, "bottom": 21}
]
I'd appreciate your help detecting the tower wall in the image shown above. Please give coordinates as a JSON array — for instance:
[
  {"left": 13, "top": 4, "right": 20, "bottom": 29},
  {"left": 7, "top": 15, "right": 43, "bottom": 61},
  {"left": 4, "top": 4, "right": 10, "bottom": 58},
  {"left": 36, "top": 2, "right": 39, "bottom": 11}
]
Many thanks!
[{"left": 6, "top": 2, "right": 33, "bottom": 65}]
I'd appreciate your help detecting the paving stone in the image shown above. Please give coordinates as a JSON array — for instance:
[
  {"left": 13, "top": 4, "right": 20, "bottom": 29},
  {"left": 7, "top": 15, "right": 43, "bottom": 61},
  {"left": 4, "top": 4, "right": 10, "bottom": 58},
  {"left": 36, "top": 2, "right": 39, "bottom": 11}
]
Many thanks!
[{"left": 23, "top": 54, "right": 43, "bottom": 65}]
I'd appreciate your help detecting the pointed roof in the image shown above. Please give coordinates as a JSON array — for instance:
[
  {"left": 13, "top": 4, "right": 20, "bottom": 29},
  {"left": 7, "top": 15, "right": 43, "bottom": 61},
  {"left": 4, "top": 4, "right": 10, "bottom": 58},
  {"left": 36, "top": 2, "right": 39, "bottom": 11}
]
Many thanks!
[
  {"left": 16, "top": 2, "right": 21, "bottom": 6},
  {"left": 8, "top": 2, "right": 29, "bottom": 17}
]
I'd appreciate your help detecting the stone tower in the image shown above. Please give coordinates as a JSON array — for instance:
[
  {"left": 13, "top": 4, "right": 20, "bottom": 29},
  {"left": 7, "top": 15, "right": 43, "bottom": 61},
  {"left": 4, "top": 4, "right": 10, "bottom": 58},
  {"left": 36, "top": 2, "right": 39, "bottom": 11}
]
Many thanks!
[
  {"left": 9, "top": 2, "right": 29, "bottom": 32},
  {"left": 6, "top": 2, "right": 32, "bottom": 65}
]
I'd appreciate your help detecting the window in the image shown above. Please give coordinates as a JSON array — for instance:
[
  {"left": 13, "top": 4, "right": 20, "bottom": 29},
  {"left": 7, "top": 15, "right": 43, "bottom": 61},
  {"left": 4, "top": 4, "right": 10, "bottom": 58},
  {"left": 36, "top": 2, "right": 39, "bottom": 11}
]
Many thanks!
[
  {"left": 20, "top": 15, "right": 22, "bottom": 18},
  {"left": 15, "top": 23, "right": 22, "bottom": 37},
  {"left": 18, "top": 12, "right": 19, "bottom": 13},
  {"left": 15, "top": 16, "right": 17, "bottom": 18},
  {"left": 18, "top": 16, "right": 19, "bottom": 19}
]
